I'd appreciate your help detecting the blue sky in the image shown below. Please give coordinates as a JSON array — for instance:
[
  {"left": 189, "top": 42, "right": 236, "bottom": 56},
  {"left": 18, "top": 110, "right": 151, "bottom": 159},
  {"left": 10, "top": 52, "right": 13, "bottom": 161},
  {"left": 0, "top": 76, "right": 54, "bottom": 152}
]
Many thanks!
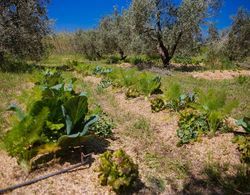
[{"left": 48, "top": 0, "right": 250, "bottom": 32}]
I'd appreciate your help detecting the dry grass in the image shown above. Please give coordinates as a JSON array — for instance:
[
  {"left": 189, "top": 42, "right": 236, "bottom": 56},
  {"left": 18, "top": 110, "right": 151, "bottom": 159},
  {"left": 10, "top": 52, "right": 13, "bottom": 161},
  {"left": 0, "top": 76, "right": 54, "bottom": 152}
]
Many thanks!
[{"left": 190, "top": 70, "right": 250, "bottom": 80}]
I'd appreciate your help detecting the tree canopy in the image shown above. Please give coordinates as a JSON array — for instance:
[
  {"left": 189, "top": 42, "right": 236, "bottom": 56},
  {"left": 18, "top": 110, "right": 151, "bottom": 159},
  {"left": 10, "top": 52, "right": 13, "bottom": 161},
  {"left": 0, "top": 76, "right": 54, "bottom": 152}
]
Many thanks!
[{"left": 0, "top": 0, "right": 50, "bottom": 62}]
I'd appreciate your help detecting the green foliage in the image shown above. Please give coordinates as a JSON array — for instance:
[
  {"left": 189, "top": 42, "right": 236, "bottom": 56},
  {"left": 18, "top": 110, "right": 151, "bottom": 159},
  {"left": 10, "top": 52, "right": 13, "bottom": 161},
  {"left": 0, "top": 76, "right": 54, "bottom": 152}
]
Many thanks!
[
  {"left": 93, "top": 66, "right": 161, "bottom": 97},
  {"left": 119, "top": 68, "right": 138, "bottom": 87},
  {"left": 125, "top": 87, "right": 140, "bottom": 99},
  {"left": 193, "top": 89, "right": 238, "bottom": 133},
  {"left": 135, "top": 73, "right": 161, "bottom": 97},
  {"left": 236, "top": 117, "right": 250, "bottom": 133},
  {"left": 66, "top": 60, "right": 79, "bottom": 67},
  {"left": 226, "top": 8, "right": 250, "bottom": 61},
  {"left": 233, "top": 135, "right": 250, "bottom": 163},
  {"left": 89, "top": 113, "right": 114, "bottom": 137},
  {"left": 126, "top": 56, "right": 143, "bottom": 65},
  {"left": 164, "top": 83, "right": 195, "bottom": 111},
  {"left": 97, "top": 149, "right": 139, "bottom": 192},
  {"left": 237, "top": 76, "right": 248, "bottom": 85},
  {"left": 93, "top": 66, "right": 113, "bottom": 76},
  {"left": 203, "top": 46, "right": 236, "bottom": 70},
  {"left": 106, "top": 56, "right": 120, "bottom": 64},
  {"left": 150, "top": 97, "right": 166, "bottom": 113},
  {"left": 172, "top": 56, "right": 193, "bottom": 65},
  {"left": 4, "top": 107, "right": 50, "bottom": 164},
  {"left": 234, "top": 117, "right": 250, "bottom": 163},
  {"left": 97, "top": 78, "right": 113, "bottom": 89},
  {"left": 4, "top": 69, "right": 98, "bottom": 166},
  {"left": 204, "top": 162, "right": 250, "bottom": 194},
  {"left": 0, "top": 0, "right": 50, "bottom": 62},
  {"left": 177, "top": 109, "right": 209, "bottom": 145}
]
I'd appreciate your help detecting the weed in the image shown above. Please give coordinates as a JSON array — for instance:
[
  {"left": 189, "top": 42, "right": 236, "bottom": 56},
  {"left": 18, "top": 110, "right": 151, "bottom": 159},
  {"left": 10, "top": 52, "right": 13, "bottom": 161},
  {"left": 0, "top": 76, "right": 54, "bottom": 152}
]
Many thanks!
[{"left": 204, "top": 162, "right": 250, "bottom": 194}]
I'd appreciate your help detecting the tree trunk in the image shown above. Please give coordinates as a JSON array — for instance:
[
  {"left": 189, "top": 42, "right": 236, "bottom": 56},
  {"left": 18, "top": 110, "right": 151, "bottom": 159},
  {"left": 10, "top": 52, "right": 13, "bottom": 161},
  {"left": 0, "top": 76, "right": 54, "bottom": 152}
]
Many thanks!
[
  {"left": 157, "top": 41, "right": 171, "bottom": 68},
  {"left": 155, "top": 8, "right": 171, "bottom": 68},
  {"left": 118, "top": 48, "right": 126, "bottom": 60},
  {"left": 0, "top": 51, "right": 4, "bottom": 64}
]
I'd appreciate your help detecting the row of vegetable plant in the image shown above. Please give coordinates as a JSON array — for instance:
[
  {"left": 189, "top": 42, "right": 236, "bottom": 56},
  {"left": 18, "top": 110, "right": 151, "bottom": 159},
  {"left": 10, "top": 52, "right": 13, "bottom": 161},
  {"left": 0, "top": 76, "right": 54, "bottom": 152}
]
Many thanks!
[
  {"left": 93, "top": 66, "right": 162, "bottom": 98},
  {"left": 4, "top": 69, "right": 114, "bottom": 169}
]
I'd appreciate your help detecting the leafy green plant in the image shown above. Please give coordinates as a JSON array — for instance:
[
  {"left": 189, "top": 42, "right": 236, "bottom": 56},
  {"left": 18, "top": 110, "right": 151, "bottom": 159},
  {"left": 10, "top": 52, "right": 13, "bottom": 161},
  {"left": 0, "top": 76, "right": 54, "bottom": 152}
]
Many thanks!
[
  {"left": 93, "top": 66, "right": 112, "bottom": 76},
  {"left": 125, "top": 87, "right": 140, "bottom": 99},
  {"left": 127, "top": 56, "right": 144, "bottom": 65},
  {"left": 4, "top": 69, "right": 98, "bottom": 167},
  {"left": 135, "top": 73, "right": 161, "bottom": 97},
  {"left": 97, "top": 78, "right": 113, "bottom": 89},
  {"left": 164, "top": 83, "right": 195, "bottom": 111},
  {"left": 233, "top": 135, "right": 250, "bottom": 163},
  {"left": 237, "top": 75, "right": 248, "bottom": 85},
  {"left": 236, "top": 117, "right": 250, "bottom": 133},
  {"left": 67, "top": 60, "right": 79, "bottom": 67},
  {"left": 150, "top": 97, "right": 166, "bottom": 112},
  {"left": 193, "top": 89, "right": 238, "bottom": 133},
  {"left": 97, "top": 149, "right": 139, "bottom": 192},
  {"left": 120, "top": 68, "right": 138, "bottom": 87},
  {"left": 89, "top": 113, "right": 114, "bottom": 137},
  {"left": 106, "top": 56, "right": 120, "bottom": 64},
  {"left": 177, "top": 109, "right": 209, "bottom": 145},
  {"left": 172, "top": 56, "right": 193, "bottom": 65}
]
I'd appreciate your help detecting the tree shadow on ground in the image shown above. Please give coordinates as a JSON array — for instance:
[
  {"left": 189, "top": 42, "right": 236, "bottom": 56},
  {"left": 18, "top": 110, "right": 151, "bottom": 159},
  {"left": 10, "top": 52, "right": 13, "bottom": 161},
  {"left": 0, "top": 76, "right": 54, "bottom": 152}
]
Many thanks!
[
  {"left": 116, "top": 179, "right": 154, "bottom": 195},
  {"left": 180, "top": 162, "right": 250, "bottom": 195},
  {"left": 0, "top": 61, "right": 35, "bottom": 73},
  {"left": 169, "top": 64, "right": 205, "bottom": 72},
  {"left": 0, "top": 59, "right": 74, "bottom": 73},
  {"left": 134, "top": 62, "right": 205, "bottom": 75}
]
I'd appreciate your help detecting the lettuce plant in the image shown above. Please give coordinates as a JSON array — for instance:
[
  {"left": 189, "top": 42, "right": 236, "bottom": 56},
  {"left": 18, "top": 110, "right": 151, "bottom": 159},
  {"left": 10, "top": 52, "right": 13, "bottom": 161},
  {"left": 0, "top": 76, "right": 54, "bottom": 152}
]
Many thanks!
[{"left": 97, "top": 149, "right": 139, "bottom": 192}]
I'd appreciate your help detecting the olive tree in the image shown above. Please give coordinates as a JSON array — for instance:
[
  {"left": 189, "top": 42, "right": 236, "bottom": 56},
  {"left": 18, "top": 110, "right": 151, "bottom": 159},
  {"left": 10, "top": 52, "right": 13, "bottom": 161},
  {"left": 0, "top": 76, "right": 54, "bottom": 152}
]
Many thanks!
[
  {"left": 73, "top": 30, "right": 103, "bottom": 60},
  {"left": 128, "top": 0, "right": 221, "bottom": 67},
  {"left": 0, "top": 0, "right": 50, "bottom": 63},
  {"left": 226, "top": 8, "right": 250, "bottom": 61},
  {"left": 99, "top": 8, "right": 131, "bottom": 60},
  {"left": 207, "top": 23, "right": 220, "bottom": 42}
]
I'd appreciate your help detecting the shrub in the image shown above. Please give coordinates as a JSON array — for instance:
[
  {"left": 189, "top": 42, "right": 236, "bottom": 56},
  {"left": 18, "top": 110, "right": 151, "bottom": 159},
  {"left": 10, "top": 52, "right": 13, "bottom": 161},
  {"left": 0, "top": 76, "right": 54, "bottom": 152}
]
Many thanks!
[
  {"left": 106, "top": 56, "right": 120, "bottom": 64},
  {"left": 172, "top": 56, "right": 193, "bottom": 65},
  {"left": 127, "top": 56, "right": 144, "bottom": 65},
  {"left": 97, "top": 149, "right": 139, "bottom": 192},
  {"left": 66, "top": 60, "right": 79, "bottom": 67},
  {"left": 126, "top": 55, "right": 153, "bottom": 65}
]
